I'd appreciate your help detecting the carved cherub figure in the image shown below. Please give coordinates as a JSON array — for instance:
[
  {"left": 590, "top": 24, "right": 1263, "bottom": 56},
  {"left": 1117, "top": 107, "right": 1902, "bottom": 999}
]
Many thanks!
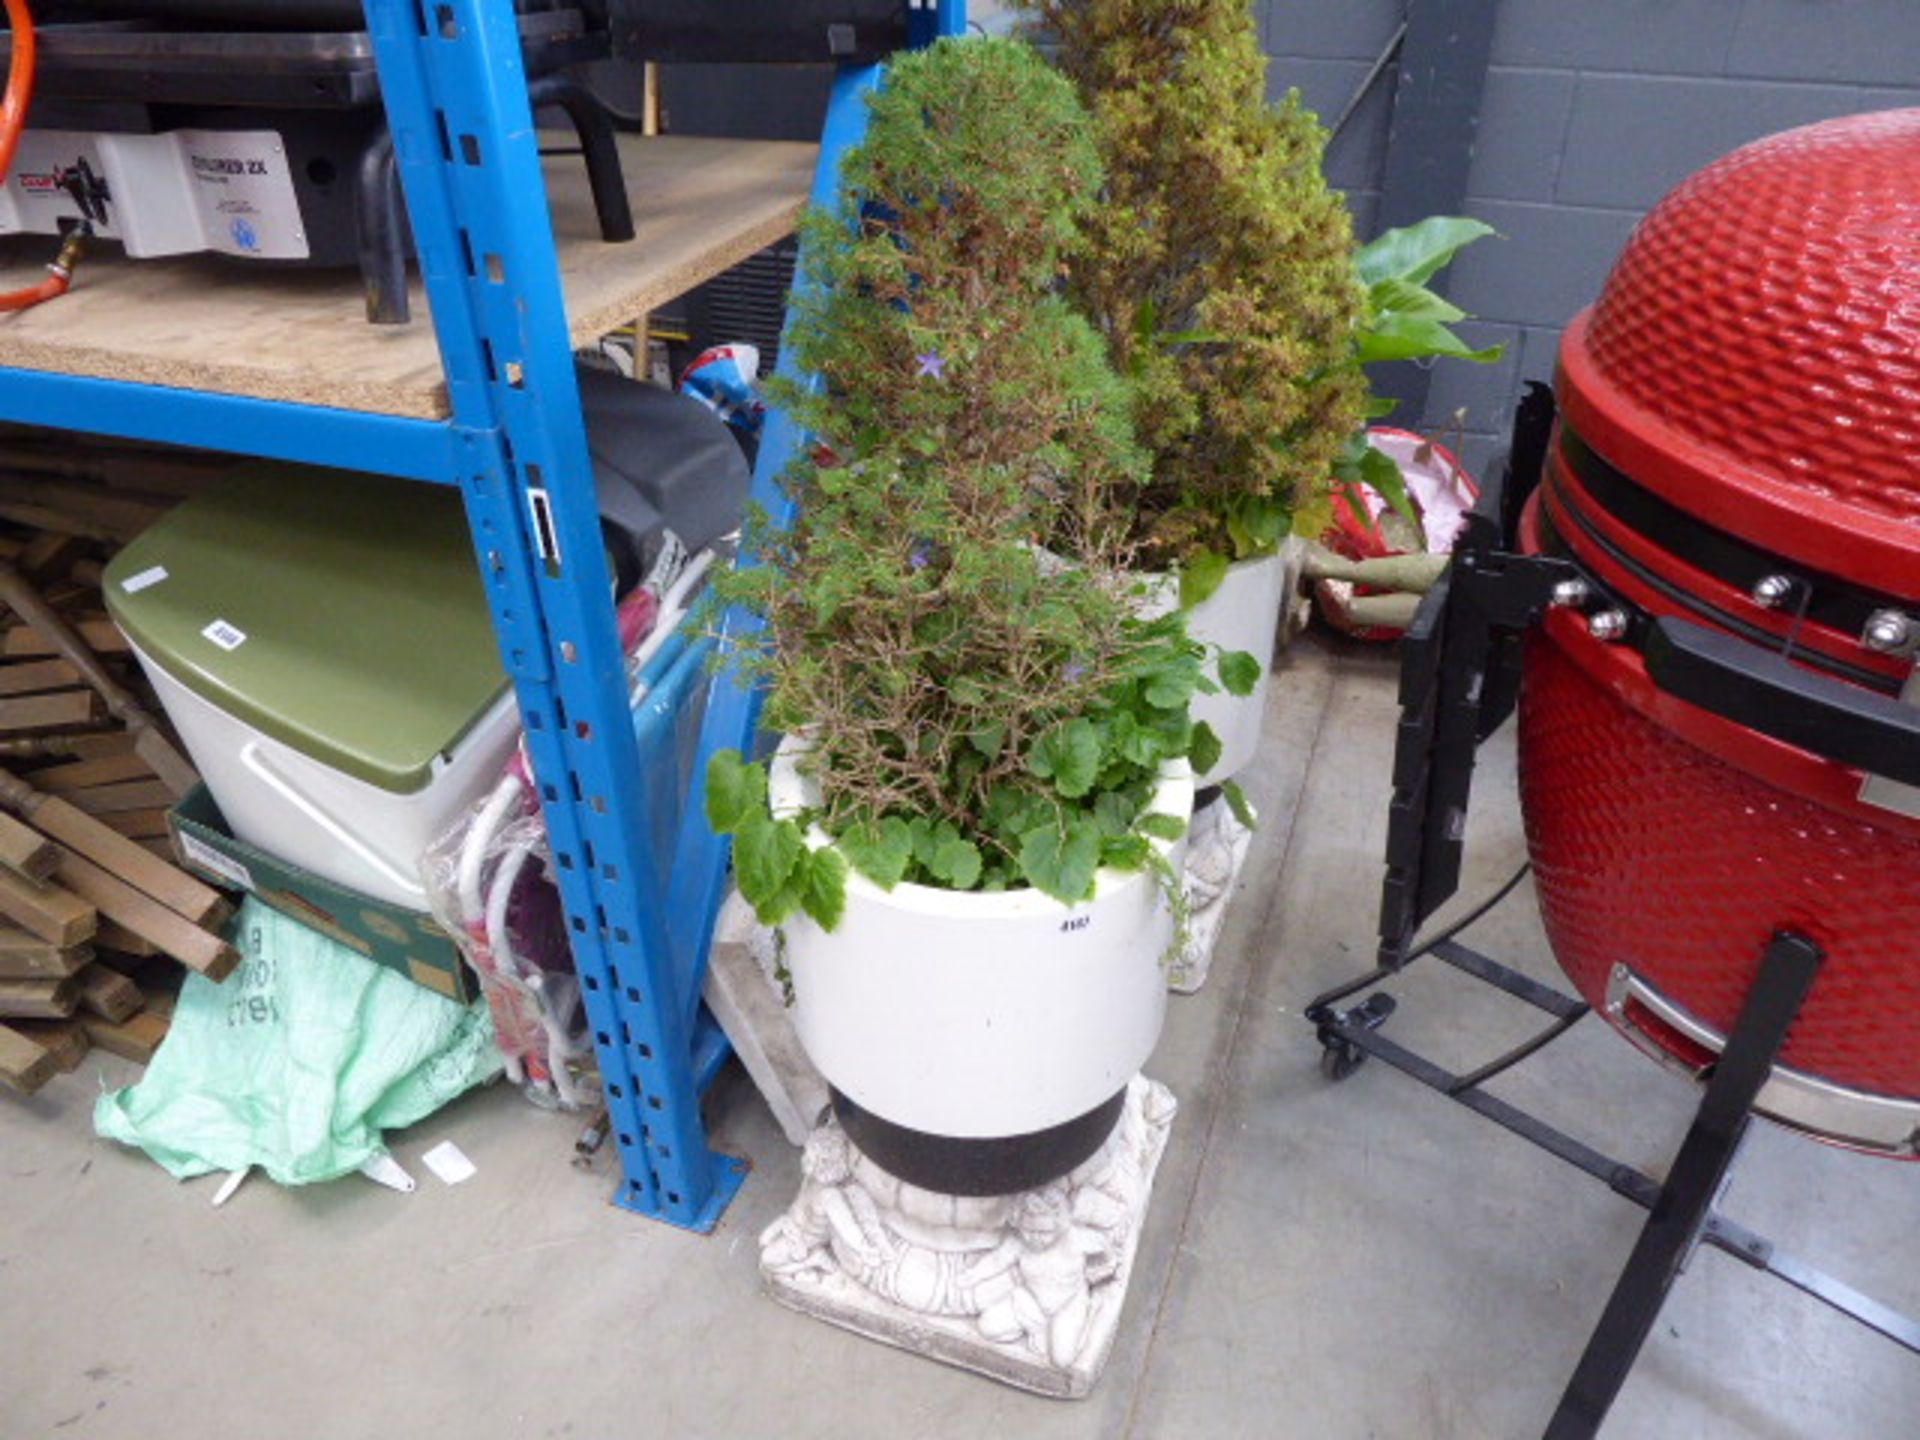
[
  {"left": 759, "top": 1125, "right": 857, "bottom": 1282},
  {"left": 1182, "top": 800, "right": 1245, "bottom": 912},
  {"left": 976, "top": 1184, "right": 1102, "bottom": 1367}
]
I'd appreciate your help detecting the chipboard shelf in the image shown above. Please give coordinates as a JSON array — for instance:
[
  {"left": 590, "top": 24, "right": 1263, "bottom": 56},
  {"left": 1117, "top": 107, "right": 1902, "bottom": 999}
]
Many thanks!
[{"left": 0, "top": 0, "right": 965, "bottom": 1232}]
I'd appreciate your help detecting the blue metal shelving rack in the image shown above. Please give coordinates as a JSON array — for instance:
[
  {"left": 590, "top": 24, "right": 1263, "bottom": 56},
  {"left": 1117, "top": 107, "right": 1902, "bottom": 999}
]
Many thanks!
[{"left": 0, "top": 0, "right": 965, "bottom": 1230}]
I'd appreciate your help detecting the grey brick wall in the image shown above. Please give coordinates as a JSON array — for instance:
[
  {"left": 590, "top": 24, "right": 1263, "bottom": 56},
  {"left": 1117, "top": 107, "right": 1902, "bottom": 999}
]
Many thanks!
[{"left": 1264, "top": 0, "right": 1920, "bottom": 480}]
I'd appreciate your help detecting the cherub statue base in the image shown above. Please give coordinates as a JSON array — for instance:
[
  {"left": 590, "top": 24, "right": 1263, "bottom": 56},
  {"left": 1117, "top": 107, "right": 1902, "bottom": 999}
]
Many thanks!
[
  {"left": 758, "top": 1074, "right": 1178, "bottom": 1399},
  {"left": 1168, "top": 793, "right": 1255, "bottom": 994}
]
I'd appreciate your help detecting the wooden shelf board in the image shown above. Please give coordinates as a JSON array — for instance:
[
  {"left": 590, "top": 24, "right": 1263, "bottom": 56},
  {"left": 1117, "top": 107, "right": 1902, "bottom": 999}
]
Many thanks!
[{"left": 0, "top": 135, "right": 815, "bottom": 422}]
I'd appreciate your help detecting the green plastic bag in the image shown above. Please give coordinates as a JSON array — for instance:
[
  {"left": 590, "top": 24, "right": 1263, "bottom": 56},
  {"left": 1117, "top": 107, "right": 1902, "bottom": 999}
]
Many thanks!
[{"left": 96, "top": 897, "right": 502, "bottom": 1185}]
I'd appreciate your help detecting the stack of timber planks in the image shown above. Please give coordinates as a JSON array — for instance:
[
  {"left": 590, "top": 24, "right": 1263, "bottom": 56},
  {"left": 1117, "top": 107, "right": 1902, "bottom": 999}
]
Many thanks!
[{"left": 0, "top": 427, "right": 241, "bottom": 1095}]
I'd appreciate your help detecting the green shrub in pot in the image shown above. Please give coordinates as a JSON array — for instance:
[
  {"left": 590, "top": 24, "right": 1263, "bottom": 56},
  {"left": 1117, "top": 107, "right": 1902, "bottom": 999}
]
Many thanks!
[
  {"left": 1012, "top": 0, "right": 1502, "bottom": 789},
  {"left": 706, "top": 35, "right": 1255, "bottom": 928},
  {"left": 1014, "top": 0, "right": 1367, "bottom": 583}
]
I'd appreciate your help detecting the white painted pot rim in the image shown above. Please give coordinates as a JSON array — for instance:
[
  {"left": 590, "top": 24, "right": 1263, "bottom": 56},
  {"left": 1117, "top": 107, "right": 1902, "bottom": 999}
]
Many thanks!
[
  {"left": 1140, "top": 546, "right": 1286, "bottom": 582},
  {"left": 769, "top": 737, "right": 1193, "bottom": 917},
  {"left": 1131, "top": 547, "right": 1286, "bottom": 614}
]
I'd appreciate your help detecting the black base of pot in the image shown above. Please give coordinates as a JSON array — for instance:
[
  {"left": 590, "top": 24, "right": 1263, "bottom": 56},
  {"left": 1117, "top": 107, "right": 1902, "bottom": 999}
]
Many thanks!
[
  {"left": 830, "top": 1086, "right": 1128, "bottom": 1197},
  {"left": 1193, "top": 784, "right": 1223, "bottom": 812}
]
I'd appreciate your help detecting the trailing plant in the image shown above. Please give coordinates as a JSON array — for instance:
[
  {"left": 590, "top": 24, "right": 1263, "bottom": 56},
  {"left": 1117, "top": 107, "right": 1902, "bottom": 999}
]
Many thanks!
[
  {"left": 1016, "top": 0, "right": 1368, "bottom": 585},
  {"left": 707, "top": 36, "right": 1254, "bottom": 931}
]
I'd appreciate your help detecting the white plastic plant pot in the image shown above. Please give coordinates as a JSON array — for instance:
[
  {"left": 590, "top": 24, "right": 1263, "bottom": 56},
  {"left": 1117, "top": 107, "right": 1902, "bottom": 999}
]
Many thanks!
[
  {"left": 769, "top": 737, "right": 1192, "bottom": 1195},
  {"left": 1137, "top": 547, "right": 1290, "bottom": 787}
]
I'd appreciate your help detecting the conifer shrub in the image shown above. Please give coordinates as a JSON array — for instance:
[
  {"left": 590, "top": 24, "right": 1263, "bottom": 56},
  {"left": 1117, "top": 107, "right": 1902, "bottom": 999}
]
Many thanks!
[
  {"left": 708, "top": 37, "right": 1254, "bottom": 926},
  {"left": 1019, "top": 0, "right": 1502, "bottom": 594}
]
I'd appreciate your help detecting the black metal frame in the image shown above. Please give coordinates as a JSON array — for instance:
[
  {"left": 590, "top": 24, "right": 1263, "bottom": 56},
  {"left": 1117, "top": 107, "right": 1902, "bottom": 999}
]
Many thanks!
[
  {"left": 356, "top": 72, "right": 635, "bottom": 324},
  {"left": 1556, "top": 426, "right": 1915, "bottom": 642},
  {"left": 1303, "top": 382, "right": 1920, "bottom": 1438}
]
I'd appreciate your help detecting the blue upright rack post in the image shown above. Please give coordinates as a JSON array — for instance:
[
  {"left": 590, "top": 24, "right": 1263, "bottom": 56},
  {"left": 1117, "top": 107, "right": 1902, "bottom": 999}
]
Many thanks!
[{"left": 361, "top": 0, "right": 745, "bottom": 1231}]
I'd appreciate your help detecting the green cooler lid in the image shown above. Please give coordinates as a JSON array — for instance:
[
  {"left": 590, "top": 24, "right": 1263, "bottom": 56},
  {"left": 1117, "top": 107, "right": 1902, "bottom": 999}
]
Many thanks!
[{"left": 104, "top": 463, "right": 510, "bottom": 795}]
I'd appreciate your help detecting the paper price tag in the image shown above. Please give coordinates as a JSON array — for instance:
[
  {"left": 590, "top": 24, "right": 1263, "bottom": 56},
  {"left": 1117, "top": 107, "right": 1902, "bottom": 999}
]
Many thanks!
[
  {"left": 179, "top": 833, "right": 254, "bottom": 892},
  {"left": 121, "top": 565, "right": 169, "bottom": 594},
  {"left": 202, "top": 618, "right": 247, "bottom": 651},
  {"left": 421, "top": 1140, "right": 477, "bottom": 1186}
]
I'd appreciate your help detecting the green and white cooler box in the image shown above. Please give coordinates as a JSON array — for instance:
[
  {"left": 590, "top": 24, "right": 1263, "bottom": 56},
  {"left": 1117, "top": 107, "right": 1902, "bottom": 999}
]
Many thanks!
[{"left": 104, "top": 464, "right": 519, "bottom": 910}]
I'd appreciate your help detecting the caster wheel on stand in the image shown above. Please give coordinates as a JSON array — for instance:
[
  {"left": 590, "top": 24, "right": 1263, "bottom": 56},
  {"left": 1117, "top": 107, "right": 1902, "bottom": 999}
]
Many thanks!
[{"left": 1315, "top": 992, "right": 1398, "bottom": 1082}]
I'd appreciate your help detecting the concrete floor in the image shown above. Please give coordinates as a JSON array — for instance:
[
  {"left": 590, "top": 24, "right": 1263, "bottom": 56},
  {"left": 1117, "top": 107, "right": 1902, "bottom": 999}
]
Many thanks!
[{"left": 4, "top": 634, "right": 1916, "bottom": 1439}]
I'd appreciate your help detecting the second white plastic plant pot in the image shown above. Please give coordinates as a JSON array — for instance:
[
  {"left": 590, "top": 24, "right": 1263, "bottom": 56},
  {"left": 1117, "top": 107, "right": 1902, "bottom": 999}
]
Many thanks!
[
  {"left": 768, "top": 737, "right": 1191, "bottom": 1143},
  {"left": 1138, "top": 547, "right": 1291, "bottom": 786}
]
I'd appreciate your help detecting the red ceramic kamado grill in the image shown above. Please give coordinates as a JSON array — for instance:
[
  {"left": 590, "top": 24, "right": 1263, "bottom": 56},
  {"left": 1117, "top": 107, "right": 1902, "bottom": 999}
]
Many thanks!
[
  {"left": 1305, "top": 111, "right": 1920, "bottom": 1439},
  {"left": 1523, "top": 108, "right": 1920, "bottom": 1157}
]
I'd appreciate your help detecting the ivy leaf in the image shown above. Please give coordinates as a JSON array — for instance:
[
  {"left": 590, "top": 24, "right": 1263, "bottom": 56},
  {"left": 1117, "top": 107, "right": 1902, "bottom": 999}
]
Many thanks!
[
  {"left": 908, "top": 816, "right": 948, "bottom": 871},
  {"left": 952, "top": 749, "right": 985, "bottom": 792},
  {"left": 1143, "top": 657, "right": 1200, "bottom": 710},
  {"left": 1188, "top": 720, "right": 1224, "bottom": 778},
  {"left": 1093, "top": 790, "right": 1136, "bottom": 839},
  {"left": 705, "top": 749, "right": 766, "bottom": 835},
  {"left": 798, "top": 846, "right": 849, "bottom": 930},
  {"left": 1222, "top": 779, "right": 1257, "bottom": 830},
  {"left": 1100, "top": 833, "right": 1151, "bottom": 870},
  {"left": 838, "top": 815, "right": 913, "bottom": 889},
  {"left": 1028, "top": 718, "right": 1102, "bottom": 799},
  {"left": 1179, "top": 550, "right": 1231, "bottom": 609},
  {"left": 926, "top": 835, "right": 983, "bottom": 890},
  {"left": 1019, "top": 819, "right": 1103, "bottom": 904},
  {"left": 982, "top": 784, "right": 1047, "bottom": 840},
  {"left": 969, "top": 721, "right": 1006, "bottom": 759},
  {"left": 1138, "top": 811, "right": 1188, "bottom": 843},
  {"left": 950, "top": 676, "right": 988, "bottom": 707},
  {"left": 1112, "top": 711, "right": 1161, "bottom": 767},
  {"left": 1234, "top": 496, "right": 1291, "bottom": 554},
  {"left": 735, "top": 816, "right": 805, "bottom": 917},
  {"left": 1222, "top": 507, "right": 1248, "bottom": 559},
  {"left": 755, "top": 883, "right": 801, "bottom": 928},
  {"left": 1217, "top": 650, "right": 1262, "bottom": 698}
]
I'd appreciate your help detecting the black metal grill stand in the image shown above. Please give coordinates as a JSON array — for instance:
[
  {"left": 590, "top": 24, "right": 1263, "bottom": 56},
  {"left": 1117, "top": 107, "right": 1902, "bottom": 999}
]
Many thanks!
[{"left": 1304, "top": 383, "right": 1920, "bottom": 1439}]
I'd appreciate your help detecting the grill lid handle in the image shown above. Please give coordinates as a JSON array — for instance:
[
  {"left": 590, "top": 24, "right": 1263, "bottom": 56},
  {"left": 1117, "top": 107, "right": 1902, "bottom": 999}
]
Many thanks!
[{"left": 1643, "top": 617, "right": 1920, "bottom": 788}]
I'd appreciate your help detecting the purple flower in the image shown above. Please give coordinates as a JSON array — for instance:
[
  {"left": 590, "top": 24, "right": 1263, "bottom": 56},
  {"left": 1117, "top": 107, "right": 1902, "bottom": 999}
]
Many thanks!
[
  {"left": 908, "top": 540, "right": 934, "bottom": 570},
  {"left": 915, "top": 351, "right": 946, "bottom": 380},
  {"left": 1062, "top": 659, "right": 1088, "bottom": 683}
]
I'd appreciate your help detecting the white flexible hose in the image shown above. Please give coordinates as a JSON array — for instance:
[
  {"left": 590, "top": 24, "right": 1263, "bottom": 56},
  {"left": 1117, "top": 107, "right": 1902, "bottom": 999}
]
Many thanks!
[
  {"left": 455, "top": 546, "right": 718, "bottom": 1109},
  {"left": 482, "top": 834, "right": 568, "bottom": 1104},
  {"left": 484, "top": 834, "right": 537, "bottom": 986},
  {"left": 484, "top": 834, "right": 587, "bottom": 1108},
  {"left": 456, "top": 770, "right": 524, "bottom": 926}
]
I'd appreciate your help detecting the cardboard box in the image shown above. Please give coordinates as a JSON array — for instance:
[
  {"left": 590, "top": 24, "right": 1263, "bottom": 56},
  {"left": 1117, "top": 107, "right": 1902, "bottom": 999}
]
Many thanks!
[{"left": 167, "top": 785, "right": 478, "bottom": 1003}]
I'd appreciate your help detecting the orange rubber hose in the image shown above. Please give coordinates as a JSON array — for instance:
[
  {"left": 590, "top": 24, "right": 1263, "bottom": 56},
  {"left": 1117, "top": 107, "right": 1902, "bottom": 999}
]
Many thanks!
[
  {"left": 0, "top": 0, "right": 79, "bottom": 314},
  {"left": 0, "top": 270, "right": 64, "bottom": 310},
  {"left": 0, "top": 0, "right": 34, "bottom": 183}
]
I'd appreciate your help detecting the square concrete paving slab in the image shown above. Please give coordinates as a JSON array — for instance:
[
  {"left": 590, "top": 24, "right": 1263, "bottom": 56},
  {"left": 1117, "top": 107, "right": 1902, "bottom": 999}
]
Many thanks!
[{"left": 2, "top": 634, "right": 1914, "bottom": 1439}]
